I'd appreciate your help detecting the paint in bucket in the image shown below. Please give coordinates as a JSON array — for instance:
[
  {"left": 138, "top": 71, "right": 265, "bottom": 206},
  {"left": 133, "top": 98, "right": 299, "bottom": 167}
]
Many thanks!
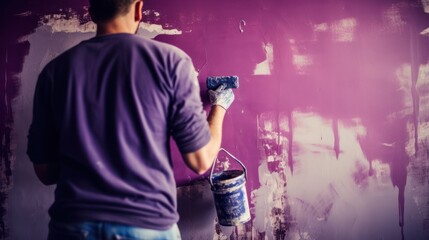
[{"left": 209, "top": 148, "right": 251, "bottom": 226}]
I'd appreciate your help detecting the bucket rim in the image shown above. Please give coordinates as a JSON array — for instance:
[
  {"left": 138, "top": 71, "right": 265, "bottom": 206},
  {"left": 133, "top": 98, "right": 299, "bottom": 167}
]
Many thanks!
[
  {"left": 211, "top": 170, "right": 246, "bottom": 183},
  {"left": 211, "top": 170, "right": 246, "bottom": 192}
]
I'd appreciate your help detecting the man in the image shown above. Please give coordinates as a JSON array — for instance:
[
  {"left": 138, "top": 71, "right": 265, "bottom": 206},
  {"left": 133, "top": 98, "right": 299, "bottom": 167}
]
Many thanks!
[{"left": 27, "top": 0, "right": 234, "bottom": 239}]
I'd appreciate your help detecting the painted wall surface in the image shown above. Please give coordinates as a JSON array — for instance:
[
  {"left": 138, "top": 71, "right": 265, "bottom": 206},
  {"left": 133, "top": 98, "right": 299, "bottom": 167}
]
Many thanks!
[{"left": 1, "top": 0, "right": 429, "bottom": 239}]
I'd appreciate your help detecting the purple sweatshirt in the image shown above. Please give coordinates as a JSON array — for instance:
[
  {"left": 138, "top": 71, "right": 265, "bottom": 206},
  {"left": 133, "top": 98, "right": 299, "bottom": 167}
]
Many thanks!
[{"left": 27, "top": 33, "right": 210, "bottom": 230}]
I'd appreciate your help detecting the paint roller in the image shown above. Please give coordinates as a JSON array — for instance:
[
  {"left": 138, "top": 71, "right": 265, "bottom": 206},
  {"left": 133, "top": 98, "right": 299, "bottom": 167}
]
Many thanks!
[{"left": 206, "top": 76, "right": 239, "bottom": 90}]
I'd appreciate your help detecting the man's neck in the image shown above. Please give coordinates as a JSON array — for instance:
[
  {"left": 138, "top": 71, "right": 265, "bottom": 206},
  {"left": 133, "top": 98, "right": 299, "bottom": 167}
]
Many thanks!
[{"left": 96, "top": 17, "right": 135, "bottom": 36}]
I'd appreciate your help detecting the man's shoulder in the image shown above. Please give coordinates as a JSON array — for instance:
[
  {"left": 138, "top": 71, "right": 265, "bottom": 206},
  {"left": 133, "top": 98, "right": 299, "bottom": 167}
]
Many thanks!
[
  {"left": 129, "top": 34, "right": 190, "bottom": 60},
  {"left": 42, "top": 34, "right": 191, "bottom": 73}
]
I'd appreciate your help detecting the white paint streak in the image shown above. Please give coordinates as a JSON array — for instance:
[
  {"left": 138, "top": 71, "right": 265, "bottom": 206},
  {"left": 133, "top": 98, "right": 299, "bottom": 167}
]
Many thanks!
[
  {"left": 387, "top": 64, "right": 413, "bottom": 121},
  {"left": 381, "top": 142, "right": 395, "bottom": 147},
  {"left": 330, "top": 18, "right": 357, "bottom": 42},
  {"left": 251, "top": 161, "right": 288, "bottom": 239},
  {"left": 253, "top": 43, "right": 273, "bottom": 75},
  {"left": 15, "top": 11, "right": 32, "bottom": 17},
  {"left": 420, "top": 27, "right": 429, "bottom": 36},
  {"left": 257, "top": 112, "right": 289, "bottom": 163},
  {"left": 405, "top": 62, "right": 429, "bottom": 157},
  {"left": 405, "top": 122, "right": 416, "bottom": 157}
]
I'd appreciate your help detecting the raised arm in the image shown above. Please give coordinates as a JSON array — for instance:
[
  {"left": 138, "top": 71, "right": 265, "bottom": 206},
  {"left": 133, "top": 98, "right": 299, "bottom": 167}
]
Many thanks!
[{"left": 182, "top": 85, "right": 234, "bottom": 174}]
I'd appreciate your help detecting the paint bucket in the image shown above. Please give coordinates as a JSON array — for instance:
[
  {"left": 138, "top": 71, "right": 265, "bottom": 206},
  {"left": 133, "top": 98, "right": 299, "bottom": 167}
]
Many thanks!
[{"left": 209, "top": 148, "right": 251, "bottom": 226}]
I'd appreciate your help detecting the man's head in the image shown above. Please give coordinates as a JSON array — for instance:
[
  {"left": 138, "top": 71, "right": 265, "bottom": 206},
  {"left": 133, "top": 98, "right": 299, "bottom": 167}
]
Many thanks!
[
  {"left": 89, "top": 0, "right": 136, "bottom": 22},
  {"left": 89, "top": 0, "right": 143, "bottom": 34}
]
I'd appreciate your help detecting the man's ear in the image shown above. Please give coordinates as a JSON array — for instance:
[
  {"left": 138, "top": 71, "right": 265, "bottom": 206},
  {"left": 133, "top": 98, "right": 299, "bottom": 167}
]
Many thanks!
[{"left": 134, "top": 0, "right": 143, "bottom": 22}]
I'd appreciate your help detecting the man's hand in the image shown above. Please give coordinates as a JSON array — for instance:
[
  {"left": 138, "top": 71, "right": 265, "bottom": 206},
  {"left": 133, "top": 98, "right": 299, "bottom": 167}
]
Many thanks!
[{"left": 208, "top": 84, "right": 235, "bottom": 110}]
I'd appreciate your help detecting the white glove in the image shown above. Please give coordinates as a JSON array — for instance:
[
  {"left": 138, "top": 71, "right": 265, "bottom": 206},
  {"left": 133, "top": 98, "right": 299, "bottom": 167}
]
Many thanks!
[{"left": 208, "top": 84, "right": 235, "bottom": 110}]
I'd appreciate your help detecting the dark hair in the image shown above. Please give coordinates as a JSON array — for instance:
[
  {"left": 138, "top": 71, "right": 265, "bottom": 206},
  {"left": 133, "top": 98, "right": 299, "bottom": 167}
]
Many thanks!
[{"left": 89, "top": 0, "right": 136, "bottom": 22}]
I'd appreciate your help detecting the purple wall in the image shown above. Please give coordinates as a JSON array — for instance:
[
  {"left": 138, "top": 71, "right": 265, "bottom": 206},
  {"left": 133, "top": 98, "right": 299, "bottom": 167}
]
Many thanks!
[{"left": 1, "top": 0, "right": 429, "bottom": 239}]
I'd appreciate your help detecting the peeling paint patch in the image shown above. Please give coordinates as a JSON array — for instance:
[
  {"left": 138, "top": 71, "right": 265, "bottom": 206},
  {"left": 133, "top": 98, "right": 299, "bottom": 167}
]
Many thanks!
[
  {"left": 330, "top": 18, "right": 357, "bottom": 42},
  {"left": 417, "top": 63, "right": 429, "bottom": 120},
  {"left": 292, "top": 55, "right": 313, "bottom": 74},
  {"left": 253, "top": 43, "right": 273, "bottom": 75},
  {"left": 422, "top": 0, "right": 429, "bottom": 13},
  {"left": 405, "top": 121, "right": 416, "bottom": 157},
  {"left": 393, "top": 62, "right": 429, "bottom": 158},
  {"left": 251, "top": 161, "right": 290, "bottom": 239},
  {"left": 39, "top": 14, "right": 182, "bottom": 39},
  {"left": 313, "top": 23, "right": 329, "bottom": 33},
  {"left": 257, "top": 112, "right": 289, "bottom": 163},
  {"left": 290, "top": 39, "right": 313, "bottom": 74},
  {"left": 405, "top": 59, "right": 429, "bottom": 154},
  {"left": 312, "top": 19, "right": 357, "bottom": 42},
  {"left": 138, "top": 22, "right": 182, "bottom": 37},
  {"left": 311, "top": 22, "right": 329, "bottom": 41},
  {"left": 284, "top": 112, "right": 406, "bottom": 239},
  {"left": 41, "top": 14, "right": 96, "bottom": 33},
  {"left": 292, "top": 112, "right": 339, "bottom": 154},
  {"left": 381, "top": 4, "right": 407, "bottom": 33},
  {"left": 366, "top": 159, "right": 392, "bottom": 186},
  {"left": 250, "top": 111, "right": 293, "bottom": 239},
  {"left": 389, "top": 64, "right": 414, "bottom": 120}
]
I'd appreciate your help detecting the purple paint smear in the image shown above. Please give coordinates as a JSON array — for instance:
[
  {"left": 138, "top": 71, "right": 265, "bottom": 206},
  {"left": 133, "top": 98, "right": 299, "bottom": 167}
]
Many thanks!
[{"left": 2, "top": 0, "right": 429, "bottom": 239}]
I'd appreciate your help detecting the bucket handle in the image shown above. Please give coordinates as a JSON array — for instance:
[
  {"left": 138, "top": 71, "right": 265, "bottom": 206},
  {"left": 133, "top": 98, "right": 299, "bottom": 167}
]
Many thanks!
[{"left": 209, "top": 148, "right": 247, "bottom": 187}]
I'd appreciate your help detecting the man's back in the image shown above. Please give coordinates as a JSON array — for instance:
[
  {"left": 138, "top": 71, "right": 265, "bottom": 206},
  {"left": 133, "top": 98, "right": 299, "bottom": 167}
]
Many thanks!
[
  {"left": 28, "top": 33, "right": 210, "bottom": 230},
  {"left": 28, "top": 1, "right": 234, "bottom": 238}
]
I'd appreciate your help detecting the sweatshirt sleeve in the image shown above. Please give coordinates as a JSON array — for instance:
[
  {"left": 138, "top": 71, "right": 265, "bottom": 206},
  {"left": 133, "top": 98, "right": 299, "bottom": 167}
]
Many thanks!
[{"left": 169, "top": 56, "right": 210, "bottom": 154}]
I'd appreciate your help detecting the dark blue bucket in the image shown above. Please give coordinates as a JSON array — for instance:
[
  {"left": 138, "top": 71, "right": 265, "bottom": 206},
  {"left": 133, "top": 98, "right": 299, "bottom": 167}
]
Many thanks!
[{"left": 209, "top": 148, "right": 251, "bottom": 226}]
